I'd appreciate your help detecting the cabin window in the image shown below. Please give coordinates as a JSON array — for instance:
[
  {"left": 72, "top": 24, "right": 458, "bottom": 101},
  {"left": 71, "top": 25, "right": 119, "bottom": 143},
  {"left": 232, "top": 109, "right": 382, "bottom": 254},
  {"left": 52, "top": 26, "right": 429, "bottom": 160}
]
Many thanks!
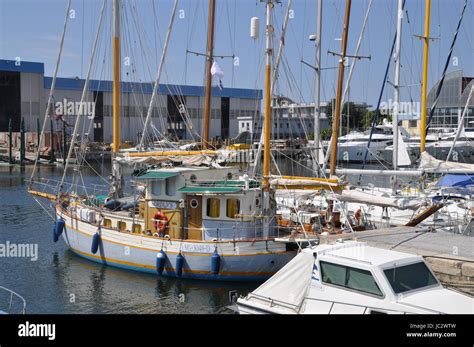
[
  {"left": 117, "top": 221, "right": 126, "bottom": 231},
  {"left": 206, "top": 198, "right": 220, "bottom": 218},
  {"left": 166, "top": 176, "right": 177, "bottom": 196},
  {"left": 190, "top": 198, "right": 199, "bottom": 209},
  {"left": 132, "top": 223, "right": 141, "bottom": 233},
  {"left": 226, "top": 199, "right": 240, "bottom": 218},
  {"left": 320, "top": 261, "right": 383, "bottom": 297},
  {"left": 384, "top": 262, "right": 438, "bottom": 294},
  {"left": 103, "top": 218, "right": 112, "bottom": 227},
  {"left": 151, "top": 180, "right": 162, "bottom": 195}
]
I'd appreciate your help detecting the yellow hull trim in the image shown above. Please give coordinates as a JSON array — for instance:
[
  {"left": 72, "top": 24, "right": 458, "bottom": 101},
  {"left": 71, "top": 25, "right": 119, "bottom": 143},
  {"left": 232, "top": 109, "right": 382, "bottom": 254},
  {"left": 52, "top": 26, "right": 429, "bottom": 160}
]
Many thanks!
[{"left": 70, "top": 247, "right": 276, "bottom": 277}]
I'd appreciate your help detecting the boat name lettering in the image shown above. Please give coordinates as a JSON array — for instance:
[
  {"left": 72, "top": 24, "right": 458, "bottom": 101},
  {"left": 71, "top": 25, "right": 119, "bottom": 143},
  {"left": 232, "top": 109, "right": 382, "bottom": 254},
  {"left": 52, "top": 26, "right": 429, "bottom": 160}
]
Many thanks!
[
  {"left": 150, "top": 201, "right": 178, "bottom": 209},
  {"left": 181, "top": 244, "right": 214, "bottom": 254}
]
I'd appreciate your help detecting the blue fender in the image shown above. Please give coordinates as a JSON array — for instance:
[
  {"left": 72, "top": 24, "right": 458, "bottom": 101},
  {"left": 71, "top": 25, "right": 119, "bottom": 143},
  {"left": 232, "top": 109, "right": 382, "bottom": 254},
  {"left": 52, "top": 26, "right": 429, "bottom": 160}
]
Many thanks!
[
  {"left": 91, "top": 233, "right": 101, "bottom": 254},
  {"left": 156, "top": 250, "right": 167, "bottom": 275},
  {"left": 211, "top": 249, "right": 221, "bottom": 275},
  {"left": 175, "top": 252, "right": 184, "bottom": 277},
  {"left": 53, "top": 218, "right": 65, "bottom": 243}
]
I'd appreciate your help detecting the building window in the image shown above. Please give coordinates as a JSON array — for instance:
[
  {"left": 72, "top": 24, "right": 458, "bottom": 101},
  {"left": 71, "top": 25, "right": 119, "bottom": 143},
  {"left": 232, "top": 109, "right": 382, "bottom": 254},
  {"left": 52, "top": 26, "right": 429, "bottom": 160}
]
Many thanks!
[
  {"left": 226, "top": 199, "right": 240, "bottom": 218},
  {"left": 206, "top": 198, "right": 220, "bottom": 218}
]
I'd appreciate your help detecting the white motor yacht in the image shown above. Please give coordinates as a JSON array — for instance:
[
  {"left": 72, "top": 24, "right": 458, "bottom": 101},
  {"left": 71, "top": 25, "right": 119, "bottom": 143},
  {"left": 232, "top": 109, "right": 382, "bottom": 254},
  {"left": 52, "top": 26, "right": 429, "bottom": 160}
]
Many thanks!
[
  {"left": 335, "top": 121, "right": 410, "bottom": 163},
  {"left": 237, "top": 240, "right": 473, "bottom": 314}
]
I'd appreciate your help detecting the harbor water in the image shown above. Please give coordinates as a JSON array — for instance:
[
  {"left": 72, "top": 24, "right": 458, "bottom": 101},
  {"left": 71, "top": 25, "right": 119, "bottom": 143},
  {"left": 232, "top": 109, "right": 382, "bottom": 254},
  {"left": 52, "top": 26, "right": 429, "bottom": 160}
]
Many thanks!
[{"left": 0, "top": 165, "right": 257, "bottom": 314}]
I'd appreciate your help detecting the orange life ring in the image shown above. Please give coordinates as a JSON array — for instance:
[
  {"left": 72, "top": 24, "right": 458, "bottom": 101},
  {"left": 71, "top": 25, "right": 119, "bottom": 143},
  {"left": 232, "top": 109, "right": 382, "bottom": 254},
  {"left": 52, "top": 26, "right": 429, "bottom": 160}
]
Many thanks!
[{"left": 153, "top": 211, "right": 169, "bottom": 234}]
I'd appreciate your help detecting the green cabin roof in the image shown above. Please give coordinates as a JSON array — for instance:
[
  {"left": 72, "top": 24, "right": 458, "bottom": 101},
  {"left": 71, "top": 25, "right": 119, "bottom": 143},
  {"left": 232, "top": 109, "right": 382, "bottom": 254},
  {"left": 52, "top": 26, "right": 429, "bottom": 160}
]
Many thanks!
[{"left": 135, "top": 172, "right": 179, "bottom": 180}]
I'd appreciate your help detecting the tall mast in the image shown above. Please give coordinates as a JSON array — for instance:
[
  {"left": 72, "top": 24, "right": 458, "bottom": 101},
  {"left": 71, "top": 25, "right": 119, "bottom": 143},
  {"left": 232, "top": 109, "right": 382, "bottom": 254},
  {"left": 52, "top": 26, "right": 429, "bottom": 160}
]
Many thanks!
[
  {"left": 251, "top": 0, "right": 290, "bottom": 177},
  {"left": 262, "top": 0, "right": 274, "bottom": 190},
  {"left": 329, "top": 0, "right": 351, "bottom": 176},
  {"left": 420, "top": 0, "right": 431, "bottom": 153},
  {"left": 202, "top": 0, "right": 216, "bottom": 149},
  {"left": 112, "top": 0, "right": 121, "bottom": 153},
  {"left": 262, "top": 0, "right": 275, "bottom": 238},
  {"left": 392, "top": 0, "right": 403, "bottom": 170},
  {"left": 111, "top": 0, "right": 123, "bottom": 197},
  {"left": 313, "top": 0, "right": 322, "bottom": 174}
]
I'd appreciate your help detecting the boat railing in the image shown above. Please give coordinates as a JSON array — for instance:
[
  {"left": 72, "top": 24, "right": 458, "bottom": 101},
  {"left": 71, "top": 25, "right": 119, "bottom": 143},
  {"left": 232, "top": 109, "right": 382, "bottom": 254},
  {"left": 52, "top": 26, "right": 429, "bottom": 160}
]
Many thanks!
[
  {"left": 0, "top": 286, "right": 26, "bottom": 314},
  {"left": 245, "top": 292, "right": 304, "bottom": 313}
]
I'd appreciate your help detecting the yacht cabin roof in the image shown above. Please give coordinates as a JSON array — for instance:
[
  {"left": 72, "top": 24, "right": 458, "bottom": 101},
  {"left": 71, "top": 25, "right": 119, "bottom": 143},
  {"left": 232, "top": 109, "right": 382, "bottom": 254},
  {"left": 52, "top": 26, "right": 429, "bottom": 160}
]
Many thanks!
[{"left": 310, "top": 241, "right": 422, "bottom": 267}]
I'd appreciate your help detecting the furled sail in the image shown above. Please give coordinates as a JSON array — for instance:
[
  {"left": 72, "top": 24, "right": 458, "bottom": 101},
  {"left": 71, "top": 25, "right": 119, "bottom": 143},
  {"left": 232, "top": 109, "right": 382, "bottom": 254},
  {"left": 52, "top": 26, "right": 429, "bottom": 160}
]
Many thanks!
[
  {"left": 327, "top": 190, "right": 421, "bottom": 210},
  {"left": 420, "top": 152, "right": 474, "bottom": 173}
]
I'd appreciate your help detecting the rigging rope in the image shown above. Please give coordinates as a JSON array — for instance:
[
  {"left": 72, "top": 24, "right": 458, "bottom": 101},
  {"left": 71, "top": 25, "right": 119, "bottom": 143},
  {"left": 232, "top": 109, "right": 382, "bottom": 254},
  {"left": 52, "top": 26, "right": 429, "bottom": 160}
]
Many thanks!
[
  {"left": 358, "top": 0, "right": 406, "bottom": 183},
  {"left": 59, "top": 0, "right": 107, "bottom": 194},
  {"left": 425, "top": 0, "right": 468, "bottom": 136},
  {"left": 29, "top": 0, "right": 72, "bottom": 190}
]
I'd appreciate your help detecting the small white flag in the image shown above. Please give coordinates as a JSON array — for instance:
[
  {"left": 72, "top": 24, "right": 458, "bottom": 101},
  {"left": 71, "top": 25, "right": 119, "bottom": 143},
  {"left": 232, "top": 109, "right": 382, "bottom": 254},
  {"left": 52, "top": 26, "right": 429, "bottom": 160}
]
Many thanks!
[{"left": 211, "top": 61, "right": 224, "bottom": 90}]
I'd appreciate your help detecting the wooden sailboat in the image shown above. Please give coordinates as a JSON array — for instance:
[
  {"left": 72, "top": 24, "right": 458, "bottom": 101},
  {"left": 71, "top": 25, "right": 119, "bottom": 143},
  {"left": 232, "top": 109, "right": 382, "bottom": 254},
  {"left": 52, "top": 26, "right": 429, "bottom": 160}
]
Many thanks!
[{"left": 30, "top": 0, "right": 303, "bottom": 281}]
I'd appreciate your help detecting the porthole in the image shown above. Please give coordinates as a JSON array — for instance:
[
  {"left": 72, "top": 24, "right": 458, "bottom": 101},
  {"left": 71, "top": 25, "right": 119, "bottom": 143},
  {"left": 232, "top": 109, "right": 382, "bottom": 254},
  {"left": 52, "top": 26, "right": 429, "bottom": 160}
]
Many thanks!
[
  {"left": 227, "top": 172, "right": 233, "bottom": 180},
  {"left": 190, "top": 199, "right": 199, "bottom": 208},
  {"left": 190, "top": 174, "right": 197, "bottom": 183}
]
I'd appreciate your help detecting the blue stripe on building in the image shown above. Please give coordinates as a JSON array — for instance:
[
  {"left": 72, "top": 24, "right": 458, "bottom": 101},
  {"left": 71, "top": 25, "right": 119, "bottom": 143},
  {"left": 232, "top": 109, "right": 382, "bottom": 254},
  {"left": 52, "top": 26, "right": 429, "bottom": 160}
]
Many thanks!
[
  {"left": 0, "top": 59, "right": 44, "bottom": 74},
  {"left": 0, "top": 59, "right": 261, "bottom": 99},
  {"left": 43, "top": 77, "right": 262, "bottom": 99}
]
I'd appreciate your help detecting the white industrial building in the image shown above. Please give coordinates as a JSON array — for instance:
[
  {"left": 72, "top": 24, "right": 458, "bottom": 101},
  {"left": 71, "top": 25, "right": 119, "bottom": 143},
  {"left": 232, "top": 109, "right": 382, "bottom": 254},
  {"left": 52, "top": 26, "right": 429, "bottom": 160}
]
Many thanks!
[{"left": 0, "top": 59, "right": 261, "bottom": 144}]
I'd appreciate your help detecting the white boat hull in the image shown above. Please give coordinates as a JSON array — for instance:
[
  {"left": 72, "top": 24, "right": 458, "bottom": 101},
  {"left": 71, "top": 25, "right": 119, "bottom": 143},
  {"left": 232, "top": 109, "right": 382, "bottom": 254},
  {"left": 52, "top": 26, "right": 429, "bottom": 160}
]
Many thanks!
[{"left": 57, "top": 208, "right": 296, "bottom": 281}]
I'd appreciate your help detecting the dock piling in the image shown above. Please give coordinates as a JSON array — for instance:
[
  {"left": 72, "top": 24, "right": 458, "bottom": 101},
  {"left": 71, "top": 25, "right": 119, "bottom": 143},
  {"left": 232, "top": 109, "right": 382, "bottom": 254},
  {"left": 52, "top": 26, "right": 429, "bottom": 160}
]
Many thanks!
[
  {"left": 49, "top": 118, "right": 56, "bottom": 163},
  {"left": 8, "top": 118, "right": 13, "bottom": 164},
  {"left": 20, "top": 118, "right": 25, "bottom": 166}
]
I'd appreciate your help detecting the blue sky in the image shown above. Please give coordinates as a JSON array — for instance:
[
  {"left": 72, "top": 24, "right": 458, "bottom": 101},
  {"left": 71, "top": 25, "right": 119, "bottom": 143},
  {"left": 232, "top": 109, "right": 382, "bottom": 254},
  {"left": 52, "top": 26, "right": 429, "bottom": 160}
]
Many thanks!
[{"left": 0, "top": 0, "right": 473, "bottom": 108}]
